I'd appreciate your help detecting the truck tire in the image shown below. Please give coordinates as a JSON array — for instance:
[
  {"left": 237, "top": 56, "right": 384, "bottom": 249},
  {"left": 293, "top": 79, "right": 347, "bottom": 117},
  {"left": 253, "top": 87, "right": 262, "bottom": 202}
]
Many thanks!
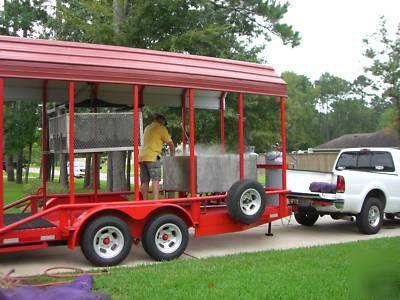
[
  {"left": 81, "top": 216, "right": 132, "bottom": 267},
  {"left": 227, "top": 179, "right": 266, "bottom": 225},
  {"left": 356, "top": 197, "right": 383, "bottom": 235},
  {"left": 142, "top": 214, "right": 189, "bottom": 261},
  {"left": 294, "top": 208, "right": 319, "bottom": 226}
]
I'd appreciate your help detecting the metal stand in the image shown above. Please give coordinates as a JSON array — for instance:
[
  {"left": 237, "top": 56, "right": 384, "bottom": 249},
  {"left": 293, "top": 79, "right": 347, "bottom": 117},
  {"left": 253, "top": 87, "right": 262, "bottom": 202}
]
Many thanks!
[{"left": 265, "top": 222, "right": 273, "bottom": 236}]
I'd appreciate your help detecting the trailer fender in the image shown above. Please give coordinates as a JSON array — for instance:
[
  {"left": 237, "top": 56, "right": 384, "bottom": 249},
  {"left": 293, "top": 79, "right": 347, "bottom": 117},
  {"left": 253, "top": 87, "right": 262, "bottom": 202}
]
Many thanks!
[{"left": 68, "top": 204, "right": 195, "bottom": 249}]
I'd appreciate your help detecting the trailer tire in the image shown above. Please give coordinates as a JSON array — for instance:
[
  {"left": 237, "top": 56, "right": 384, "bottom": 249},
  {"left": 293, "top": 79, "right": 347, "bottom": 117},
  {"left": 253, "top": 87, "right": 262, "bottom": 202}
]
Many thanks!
[
  {"left": 81, "top": 216, "right": 132, "bottom": 267},
  {"left": 227, "top": 179, "right": 266, "bottom": 225},
  {"left": 142, "top": 214, "right": 188, "bottom": 261},
  {"left": 356, "top": 197, "right": 383, "bottom": 235},
  {"left": 294, "top": 208, "right": 319, "bottom": 226}
]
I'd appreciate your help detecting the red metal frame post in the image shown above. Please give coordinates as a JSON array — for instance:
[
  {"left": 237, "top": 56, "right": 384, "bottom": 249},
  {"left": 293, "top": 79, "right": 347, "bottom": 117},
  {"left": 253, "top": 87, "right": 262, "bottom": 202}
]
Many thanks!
[
  {"left": 280, "top": 96, "right": 287, "bottom": 215},
  {"left": 68, "top": 81, "right": 75, "bottom": 205},
  {"left": 238, "top": 93, "right": 244, "bottom": 179},
  {"left": 41, "top": 80, "right": 48, "bottom": 209},
  {"left": 133, "top": 85, "right": 140, "bottom": 201},
  {"left": 92, "top": 84, "right": 99, "bottom": 201},
  {"left": 181, "top": 89, "right": 187, "bottom": 155},
  {"left": 0, "top": 78, "right": 3, "bottom": 227},
  {"left": 189, "top": 89, "right": 199, "bottom": 221},
  {"left": 220, "top": 92, "right": 226, "bottom": 153}
]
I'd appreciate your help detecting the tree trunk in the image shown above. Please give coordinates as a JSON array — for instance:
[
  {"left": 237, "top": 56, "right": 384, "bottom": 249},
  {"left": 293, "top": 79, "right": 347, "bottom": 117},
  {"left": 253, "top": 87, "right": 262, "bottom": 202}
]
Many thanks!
[
  {"left": 51, "top": 154, "right": 55, "bottom": 181},
  {"left": 84, "top": 154, "right": 92, "bottom": 188},
  {"left": 106, "top": 153, "right": 113, "bottom": 191},
  {"left": 46, "top": 153, "right": 52, "bottom": 182},
  {"left": 6, "top": 154, "right": 15, "bottom": 182},
  {"left": 60, "top": 153, "right": 68, "bottom": 188},
  {"left": 16, "top": 150, "right": 23, "bottom": 184},
  {"left": 108, "top": 1, "right": 129, "bottom": 192},
  {"left": 112, "top": 151, "right": 127, "bottom": 191},
  {"left": 112, "top": 0, "right": 128, "bottom": 36},
  {"left": 25, "top": 142, "right": 33, "bottom": 183},
  {"left": 126, "top": 151, "right": 131, "bottom": 191},
  {"left": 89, "top": 154, "right": 100, "bottom": 189}
]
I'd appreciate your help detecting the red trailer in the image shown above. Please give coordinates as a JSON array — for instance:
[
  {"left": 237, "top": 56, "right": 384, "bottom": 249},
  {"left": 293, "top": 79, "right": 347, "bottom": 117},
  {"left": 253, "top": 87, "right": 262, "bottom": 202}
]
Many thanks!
[{"left": 0, "top": 36, "right": 291, "bottom": 266}]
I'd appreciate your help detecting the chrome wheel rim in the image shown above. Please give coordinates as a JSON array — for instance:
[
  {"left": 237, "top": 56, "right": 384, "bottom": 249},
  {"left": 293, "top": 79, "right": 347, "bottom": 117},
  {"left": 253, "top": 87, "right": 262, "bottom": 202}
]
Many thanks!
[
  {"left": 155, "top": 223, "right": 182, "bottom": 254},
  {"left": 368, "top": 205, "right": 380, "bottom": 227},
  {"left": 93, "top": 226, "right": 125, "bottom": 259},
  {"left": 239, "top": 188, "right": 262, "bottom": 216}
]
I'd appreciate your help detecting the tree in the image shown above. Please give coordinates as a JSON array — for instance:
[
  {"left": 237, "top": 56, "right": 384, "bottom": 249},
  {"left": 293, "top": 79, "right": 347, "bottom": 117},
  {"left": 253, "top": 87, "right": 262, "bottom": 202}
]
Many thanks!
[
  {"left": 4, "top": 102, "right": 40, "bottom": 183},
  {"left": 328, "top": 99, "right": 377, "bottom": 139},
  {"left": 314, "top": 73, "right": 352, "bottom": 141},
  {"left": 0, "top": 0, "right": 48, "bottom": 37},
  {"left": 282, "top": 72, "right": 320, "bottom": 150},
  {"left": 363, "top": 17, "right": 400, "bottom": 132}
]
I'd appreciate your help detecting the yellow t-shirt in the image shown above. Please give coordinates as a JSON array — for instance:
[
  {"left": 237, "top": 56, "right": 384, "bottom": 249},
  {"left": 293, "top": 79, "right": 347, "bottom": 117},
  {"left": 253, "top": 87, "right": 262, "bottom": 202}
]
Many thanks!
[{"left": 139, "top": 122, "right": 172, "bottom": 162}]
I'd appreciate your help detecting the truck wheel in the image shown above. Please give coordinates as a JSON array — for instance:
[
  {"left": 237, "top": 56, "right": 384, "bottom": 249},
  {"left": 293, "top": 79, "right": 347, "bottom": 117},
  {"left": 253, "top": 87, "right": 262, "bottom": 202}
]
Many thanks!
[
  {"left": 294, "top": 209, "right": 319, "bottom": 226},
  {"left": 356, "top": 197, "right": 383, "bottom": 235},
  {"left": 227, "top": 179, "right": 266, "bottom": 225},
  {"left": 385, "top": 213, "right": 395, "bottom": 220},
  {"left": 142, "top": 214, "right": 188, "bottom": 261},
  {"left": 81, "top": 216, "right": 132, "bottom": 267}
]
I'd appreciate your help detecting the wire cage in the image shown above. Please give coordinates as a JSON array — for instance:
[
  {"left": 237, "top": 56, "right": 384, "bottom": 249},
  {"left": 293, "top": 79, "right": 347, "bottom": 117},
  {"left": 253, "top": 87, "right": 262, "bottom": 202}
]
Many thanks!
[{"left": 49, "top": 112, "right": 143, "bottom": 153}]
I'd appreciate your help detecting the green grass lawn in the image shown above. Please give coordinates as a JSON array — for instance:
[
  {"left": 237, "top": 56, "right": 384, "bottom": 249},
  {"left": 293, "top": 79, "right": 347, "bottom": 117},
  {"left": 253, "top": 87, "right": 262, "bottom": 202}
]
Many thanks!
[
  {"left": 2, "top": 177, "right": 108, "bottom": 206},
  {"left": 89, "top": 237, "right": 400, "bottom": 300}
]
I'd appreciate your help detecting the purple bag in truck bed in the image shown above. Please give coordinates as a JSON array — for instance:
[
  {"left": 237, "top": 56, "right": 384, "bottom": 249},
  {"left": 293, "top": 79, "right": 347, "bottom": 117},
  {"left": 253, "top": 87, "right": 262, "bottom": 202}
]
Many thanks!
[{"left": 309, "top": 182, "right": 337, "bottom": 194}]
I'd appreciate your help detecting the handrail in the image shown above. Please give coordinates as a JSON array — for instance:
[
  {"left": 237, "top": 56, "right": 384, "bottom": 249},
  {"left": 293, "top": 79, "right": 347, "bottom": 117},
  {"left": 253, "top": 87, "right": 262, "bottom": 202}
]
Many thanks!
[
  {"left": 3, "top": 190, "right": 135, "bottom": 211},
  {"left": 4, "top": 194, "right": 41, "bottom": 211}
]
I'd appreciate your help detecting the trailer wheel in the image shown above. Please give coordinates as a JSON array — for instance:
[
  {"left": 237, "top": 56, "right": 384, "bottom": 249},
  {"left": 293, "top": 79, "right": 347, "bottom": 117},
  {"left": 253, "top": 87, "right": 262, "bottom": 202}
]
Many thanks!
[
  {"left": 81, "top": 216, "right": 132, "bottom": 267},
  {"left": 227, "top": 179, "right": 266, "bottom": 225},
  {"left": 294, "top": 208, "right": 319, "bottom": 226},
  {"left": 142, "top": 214, "right": 188, "bottom": 261},
  {"left": 356, "top": 197, "right": 383, "bottom": 235}
]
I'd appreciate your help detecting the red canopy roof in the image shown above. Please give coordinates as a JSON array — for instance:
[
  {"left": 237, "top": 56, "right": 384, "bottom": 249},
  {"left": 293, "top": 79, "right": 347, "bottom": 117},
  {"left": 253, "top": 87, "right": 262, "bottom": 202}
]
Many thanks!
[{"left": 0, "top": 35, "right": 287, "bottom": 97}]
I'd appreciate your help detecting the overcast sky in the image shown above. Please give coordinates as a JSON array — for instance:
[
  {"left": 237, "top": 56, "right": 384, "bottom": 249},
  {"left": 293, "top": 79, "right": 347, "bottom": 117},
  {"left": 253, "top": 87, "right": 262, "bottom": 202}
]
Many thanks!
[{"left": 265, "top": 0, "right": 400, "bottom": 81}]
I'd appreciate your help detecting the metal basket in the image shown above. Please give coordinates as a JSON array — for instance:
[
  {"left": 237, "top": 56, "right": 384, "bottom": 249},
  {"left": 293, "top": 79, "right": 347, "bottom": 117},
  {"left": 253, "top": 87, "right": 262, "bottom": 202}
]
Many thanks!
[{"left": 49, "top": 112, "right": 143, "bottom": 153}]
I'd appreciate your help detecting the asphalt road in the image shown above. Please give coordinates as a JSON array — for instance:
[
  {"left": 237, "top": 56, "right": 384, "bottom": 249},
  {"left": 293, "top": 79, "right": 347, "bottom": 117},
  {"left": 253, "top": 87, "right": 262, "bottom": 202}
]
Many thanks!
[{"left": 1, "top": 216, "right": 399, "bottom": 276}]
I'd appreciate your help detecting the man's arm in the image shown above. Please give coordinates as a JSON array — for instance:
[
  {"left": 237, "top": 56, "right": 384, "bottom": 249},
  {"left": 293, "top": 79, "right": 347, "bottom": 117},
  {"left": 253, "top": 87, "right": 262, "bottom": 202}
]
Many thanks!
[{"left": 166, "top": 141, "right": 175, "bottom": 156}]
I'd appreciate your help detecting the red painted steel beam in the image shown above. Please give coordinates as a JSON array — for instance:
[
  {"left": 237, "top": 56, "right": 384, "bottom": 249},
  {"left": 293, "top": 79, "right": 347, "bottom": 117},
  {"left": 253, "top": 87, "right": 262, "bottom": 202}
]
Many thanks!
[
  {"left": 181, "top": 89, "right": 187, "bottom": 155},
  {"left": 280, "top": 96, "right": 288, "bottom": 215},
  {"left": 189, "top": 89, "right": 199, "bottom": 222},
  {"left": 69, "top": 81, "right": 75, "bottom": 205},
  {"left": 0, "top": 78, "right": 3, "bottom": 228},
  {"left": 219, "top": 92, "right": 226, "bottom": 153},
  {"left": 42, "top": 80, "right": 48, "bottom": 209},
  {"left": 133, "top": 85, "right": 140, "bottom": 201},
  {"left": 92, "top": 83, "right": 99, "bottom": 201},
  {"left": 139, "top": 85, "right": 145, "bottom": 108},
  {"left": 238, "top": 93, "right": 244, "bottom": 179}
]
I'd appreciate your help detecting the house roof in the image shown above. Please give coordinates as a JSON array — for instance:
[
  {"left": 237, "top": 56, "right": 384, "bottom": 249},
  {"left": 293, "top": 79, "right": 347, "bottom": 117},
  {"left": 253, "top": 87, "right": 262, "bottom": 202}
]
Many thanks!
[
  {"left": 315, "top": 128, "right": 400, "bottom": 150},
  {"left": 0, "top": 35, "right": 287, "bottom": 97}
]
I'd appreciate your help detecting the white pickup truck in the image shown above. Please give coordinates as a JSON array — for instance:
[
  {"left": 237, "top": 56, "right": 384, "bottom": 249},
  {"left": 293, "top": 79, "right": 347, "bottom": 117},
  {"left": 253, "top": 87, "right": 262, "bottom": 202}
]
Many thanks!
[{"left": 287, "top": 147, "right": 400, "bottom": 234}]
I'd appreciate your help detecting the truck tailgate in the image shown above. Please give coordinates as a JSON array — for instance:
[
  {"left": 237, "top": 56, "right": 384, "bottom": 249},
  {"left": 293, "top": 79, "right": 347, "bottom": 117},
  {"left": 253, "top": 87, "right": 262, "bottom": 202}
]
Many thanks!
[{"left": 287, "top": 169, "right": 335, "bottom": 195}]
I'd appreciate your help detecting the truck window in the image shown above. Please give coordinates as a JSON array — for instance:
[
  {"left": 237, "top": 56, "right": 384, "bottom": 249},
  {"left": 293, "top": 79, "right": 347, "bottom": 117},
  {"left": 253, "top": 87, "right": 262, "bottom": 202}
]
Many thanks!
[
  {"left": 371, "top": 152, "right": 395, "bottom": 172},
  {"left": 336, "top": 151, "right": 395, "bottom": 172},
  {"left": 357, "top": 152, "right": 372, "bottom": 170},
  {"left": 336, "top": 152, "right": 357, "bottom": 170}
]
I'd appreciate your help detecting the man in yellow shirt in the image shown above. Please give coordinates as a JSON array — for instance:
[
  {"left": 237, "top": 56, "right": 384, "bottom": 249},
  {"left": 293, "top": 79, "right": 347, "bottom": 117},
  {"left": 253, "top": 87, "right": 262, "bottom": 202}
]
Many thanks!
[{"left": 139, "top": 114, "right": 175, "bottom": 200}]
